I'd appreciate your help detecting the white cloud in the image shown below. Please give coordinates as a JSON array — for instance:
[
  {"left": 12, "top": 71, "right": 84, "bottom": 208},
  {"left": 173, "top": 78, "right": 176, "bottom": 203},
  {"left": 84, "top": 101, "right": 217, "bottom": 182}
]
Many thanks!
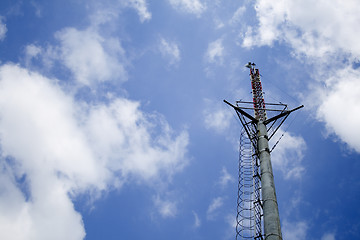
[
  {"left": 225, "top": 213, "right": 236, "bottom": 229},
  {"left": 311, "top": 67, "right": 360, "bottom": 153},
  {"left": 213, "top": 18, "right": 224, "bottom": 29},
  {"left": 31, "top": 1, "right": 42, "bottom": 18},
  {"left": 229, "top": 6, "right": 246, "bottom": 24},
  {"left": 25, "top": 44, "right": 42, "bottom": 58},
  {"left": 154, "top": 195, "right": 177, "bottom": 218},
  {"left": 205, "top": 38, "right": 224, "bottom": 65},
  {"left": 24, "top": 44, "right": 42, "bottom": 66},
  {"left": 87, "top": 1, "right": 151, "bottom": 25},
  {"left": 0, "top": 64, "right": 101, "bottom": 240},
  {"left": 243, "top": 1, "right": 360, "bottom": 154},
  {"left": 54, "top": 27, "right": 127, "bottom": 86},
  {"left": 24, "top": 19, "right": 128, "bottom": 87},
  {"left": 270, "top": 129, "right": 306, "bottom": 180},
  {"left": 168, "top": 0, "right": 206, "bottom": 17},
  {"left": 217, "top": 167, "right": 234, "bottom": 188},
  {"left": 243, "top": 0, "right": 360, "bottom": 60},
  {"left": 203, "top": 105, "right": 232, "bottom": 133},
  {"left": 192, "top": 211, "right": 201, "bottom": 228},
  {"left": 0, "top": 64, "right": 189, "bottom": 239},
  {"left": 159, "top": 38, "right": 181, "bottom": 66},
  {"left": 321, "top": 233, "right": 336, "bottom": 240},
  {"left": 282, "top": 220, "right": 308, "bottom": 240},
  {"left": 206, "top": 197, "right": 223, "bottom": 220},
  {"left": 127, "top": 0, "right": 152, "bottom": 22},
  {"left": 85, "top": 98, "right": 189, "bottom": 180},
  {"left": 0, "top": 16, "right": 7, "bottom": 41},
  {"left": 0, "top": 170, "right": 85, "bottom": 240}
]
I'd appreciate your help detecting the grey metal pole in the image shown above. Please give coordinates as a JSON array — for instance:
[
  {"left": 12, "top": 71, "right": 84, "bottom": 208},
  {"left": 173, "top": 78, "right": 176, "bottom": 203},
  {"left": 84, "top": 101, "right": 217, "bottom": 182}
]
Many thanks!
[{"left": 257, "top": 121, "right": 282, "bottom": 240}]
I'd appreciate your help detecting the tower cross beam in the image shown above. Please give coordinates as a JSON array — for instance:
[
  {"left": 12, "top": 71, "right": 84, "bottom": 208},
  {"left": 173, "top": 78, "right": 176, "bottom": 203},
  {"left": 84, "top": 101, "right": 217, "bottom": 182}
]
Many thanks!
[
  {"left": 224, "top": 99, "right": 257, "bottom": 123},
  {"left": 263, "top": 105, "right": 304, "bottom": 125}
]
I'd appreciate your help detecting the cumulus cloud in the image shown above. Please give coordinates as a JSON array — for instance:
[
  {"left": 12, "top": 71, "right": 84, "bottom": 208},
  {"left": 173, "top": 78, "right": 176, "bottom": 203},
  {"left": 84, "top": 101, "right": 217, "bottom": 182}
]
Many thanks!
[
  {"left": 0, "top": 16, "right": 7, "bottom": 41},
  {"left": 0, "top": 64, "right": 103, "bottom": 240},
  {"left": 270, "top": 129, "right": 306, "bottom": 179},
  {"left": 0, "top": 64, "right": 188, "bottom": 239},
  {"left": 23, "top": 23, "right": 128, "bottom": 87},
  {"left": 168, "top": 0, "right": 206, "bottom": 17},
  {"left": 0, "top": 169, "right": 85, "bottom": 240},
  {"left": 54, "top": 27, "right": 127, "bottom": 86},
  {"left": 159, "top": 38, "right": 181, "bottom": 66},
  {"left": 242, "top": 0, "right": 360, "bottom": 59},
  {"left": 311, "top": 67, "right": 360, "bottom": 152},
  {"left": 86, "top": 98, "right": 189, "bottom": 180},
  {"left": 243, "top": 1, "right": 360, "bottom": 154}
]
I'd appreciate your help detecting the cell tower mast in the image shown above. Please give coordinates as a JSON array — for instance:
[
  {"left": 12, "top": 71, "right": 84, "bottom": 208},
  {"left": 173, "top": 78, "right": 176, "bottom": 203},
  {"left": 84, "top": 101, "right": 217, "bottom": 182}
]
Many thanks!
[{"left": 224, "top": 62, "right": 303, "bottom": 240}]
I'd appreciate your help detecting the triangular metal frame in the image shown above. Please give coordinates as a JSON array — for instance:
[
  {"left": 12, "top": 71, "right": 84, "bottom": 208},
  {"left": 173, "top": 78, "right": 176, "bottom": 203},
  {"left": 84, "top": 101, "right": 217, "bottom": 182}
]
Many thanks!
[{"left": 224, "top": 99, "right": 303, "bottom": 143}]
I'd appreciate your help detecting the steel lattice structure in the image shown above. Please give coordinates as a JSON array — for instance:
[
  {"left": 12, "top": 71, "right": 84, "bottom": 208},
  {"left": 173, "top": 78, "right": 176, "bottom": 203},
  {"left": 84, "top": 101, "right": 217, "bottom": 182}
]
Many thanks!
[{"left": 224, "top": 62, "right": 303, "bottom": 240}]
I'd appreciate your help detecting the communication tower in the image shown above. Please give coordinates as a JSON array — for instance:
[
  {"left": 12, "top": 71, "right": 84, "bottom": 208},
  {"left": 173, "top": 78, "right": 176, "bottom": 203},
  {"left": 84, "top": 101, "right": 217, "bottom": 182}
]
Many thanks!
[{"left": 224, "top": 62, "right": 303, "bottom": 240}]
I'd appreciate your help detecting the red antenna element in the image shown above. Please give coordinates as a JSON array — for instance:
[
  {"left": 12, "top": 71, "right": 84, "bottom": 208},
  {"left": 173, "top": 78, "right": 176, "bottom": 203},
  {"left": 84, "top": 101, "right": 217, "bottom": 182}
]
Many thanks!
[{"left": 248, "top": 63, "right": 267, "bottom": 121}]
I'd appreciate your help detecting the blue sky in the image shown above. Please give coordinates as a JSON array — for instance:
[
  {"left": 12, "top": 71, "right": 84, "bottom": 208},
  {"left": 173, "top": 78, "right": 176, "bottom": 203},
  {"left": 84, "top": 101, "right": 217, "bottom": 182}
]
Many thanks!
[{"left": 0, "top": 0, "right": 359, "bottom": 239}]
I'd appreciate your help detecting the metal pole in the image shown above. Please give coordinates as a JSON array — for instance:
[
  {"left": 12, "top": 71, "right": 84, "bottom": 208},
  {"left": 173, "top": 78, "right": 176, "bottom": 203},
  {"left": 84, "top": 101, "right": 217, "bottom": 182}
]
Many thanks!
[{"left": 257, "top": 121, "right": 282, "bottom": 240}]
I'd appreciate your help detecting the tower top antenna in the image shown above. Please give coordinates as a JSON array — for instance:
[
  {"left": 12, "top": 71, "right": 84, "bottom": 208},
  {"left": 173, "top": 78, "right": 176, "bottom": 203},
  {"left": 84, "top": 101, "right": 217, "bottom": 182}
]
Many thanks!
[{"left": 245, "top": 62, "right": 256, "bottom": 70}]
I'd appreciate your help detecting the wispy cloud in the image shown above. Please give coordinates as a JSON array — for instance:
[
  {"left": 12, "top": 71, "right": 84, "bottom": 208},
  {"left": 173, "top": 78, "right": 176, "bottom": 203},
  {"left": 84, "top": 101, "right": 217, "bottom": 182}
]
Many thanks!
[
  {"left": 0, "top": 16, "right": 7, "bottom": 41},
  {"left": 229, "top": 6, "right": 245, "bottom": 25},
  {"left": 321, "top": 233, "right": 336, "bottom": 240},
  {"left": 206, "top": 197, "right": 223, "bottom": 220},
  {"left": 205, "top": 38, "right": 224, "bottom": 65},
  {"left": 203, "top": 106, "right": 232, "bottom": 133},
  {"left": 168, "top": 0, "right": 206, "bottom": 17},
  {"left": 24, "top": 44, "right": 42, "bottom": 66},
  {"left": 192, "top": 211, "right": 201, "bottom": 228},
  {"left": 282, "top": 220, "right": 308, "bottom": 240},
  {"left": 217, "top": 167, "right": 234, "bottom": 188},
  {"left": 154, "top": 195, "right": 178, "bottom": 218},
  {"left": 159, "top": 38, "right": 181, "bottom": 66},
  {"left": 270, "top": 129, "right": 306, "bottom": 180},
  {"left": 30, "top": 1, "right": 42, "bottom": 18},
  {"left": 127, "top": 0, "right": 152, "bottom": 22}
]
